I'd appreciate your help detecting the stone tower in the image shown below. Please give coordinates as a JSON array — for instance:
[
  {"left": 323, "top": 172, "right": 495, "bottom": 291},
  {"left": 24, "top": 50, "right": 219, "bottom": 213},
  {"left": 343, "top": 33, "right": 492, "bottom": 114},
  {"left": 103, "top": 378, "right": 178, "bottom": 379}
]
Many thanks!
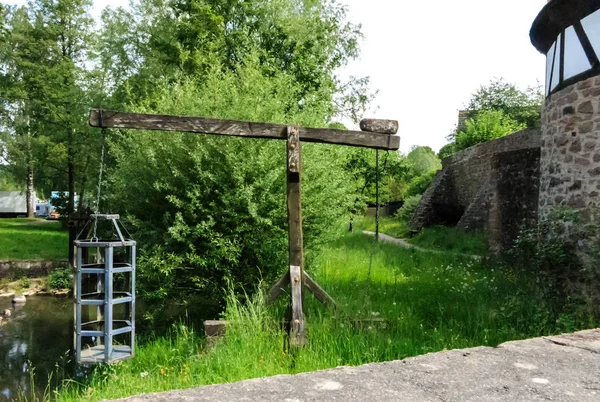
[{"left": 531, "top": 0, "right": 600, "bottom": 217}]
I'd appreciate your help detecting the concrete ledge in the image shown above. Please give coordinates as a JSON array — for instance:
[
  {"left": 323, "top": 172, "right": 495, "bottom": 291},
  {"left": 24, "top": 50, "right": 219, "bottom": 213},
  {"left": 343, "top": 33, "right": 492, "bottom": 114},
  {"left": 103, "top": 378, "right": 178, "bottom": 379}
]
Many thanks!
[
  {"left": 0, "top": 260, "right": 67, "bottom": 277},
  {"left": 115, "top": 328, "right": 600, "bottom": 402}
]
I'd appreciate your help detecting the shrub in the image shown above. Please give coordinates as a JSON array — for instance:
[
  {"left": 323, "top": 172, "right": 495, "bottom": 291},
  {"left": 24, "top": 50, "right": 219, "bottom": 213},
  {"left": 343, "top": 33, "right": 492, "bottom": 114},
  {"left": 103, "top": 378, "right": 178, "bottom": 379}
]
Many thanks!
[
  {"left": 396, "top": 195, "right": 422, "bottom": 221},
  {"left": 47, "top": 268, "right": 72, "bottom": 290},
  {"left": 509, "top": 206, "right": 600, "bottom": 315},
  {"left": 404, "top": 171, "right": 437, "bottom": 198},
  {"left": 455, "top": 110, "right": 525, "bottom": 151},
  {"left": 19, "top": 277, "right": 30, "bottom": 289}
]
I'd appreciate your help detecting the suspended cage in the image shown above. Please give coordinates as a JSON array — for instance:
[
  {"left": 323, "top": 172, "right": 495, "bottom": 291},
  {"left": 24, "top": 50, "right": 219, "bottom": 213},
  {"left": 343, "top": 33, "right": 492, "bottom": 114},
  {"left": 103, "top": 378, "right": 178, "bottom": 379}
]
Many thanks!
[{"left": 74, "top": 214, "right": 136, "bottom": 364}]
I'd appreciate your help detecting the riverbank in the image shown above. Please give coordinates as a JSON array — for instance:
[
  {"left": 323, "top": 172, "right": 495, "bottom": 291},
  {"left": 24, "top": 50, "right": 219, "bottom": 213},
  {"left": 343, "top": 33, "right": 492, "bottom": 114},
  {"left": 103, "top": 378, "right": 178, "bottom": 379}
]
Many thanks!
[
  {"left": 49, "top": 231, "right": 597, "bottom": 402},
  {"left": 0, "top": 275, "right": 71, "bottom": 297}
]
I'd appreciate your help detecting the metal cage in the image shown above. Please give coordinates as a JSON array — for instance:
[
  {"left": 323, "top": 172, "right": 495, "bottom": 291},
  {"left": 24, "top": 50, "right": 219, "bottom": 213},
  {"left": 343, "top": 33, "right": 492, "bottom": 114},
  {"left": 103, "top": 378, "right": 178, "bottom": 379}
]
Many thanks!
[{"left": 74, "top": 214, "right": 136, "bottom": 364}]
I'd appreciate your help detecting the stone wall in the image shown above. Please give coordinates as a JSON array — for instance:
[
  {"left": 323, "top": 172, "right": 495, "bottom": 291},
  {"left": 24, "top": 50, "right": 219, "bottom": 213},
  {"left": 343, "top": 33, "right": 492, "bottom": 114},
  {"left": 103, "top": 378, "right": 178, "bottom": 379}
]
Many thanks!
[
  {"left": 0, "top": 260, "right": 67, "bottom": 278},
  {"left": 539, "top": 75, "right": 600, "bottom": 217},
  {"left": 410, "top": 128, "right": 541, "bottom": 251}
]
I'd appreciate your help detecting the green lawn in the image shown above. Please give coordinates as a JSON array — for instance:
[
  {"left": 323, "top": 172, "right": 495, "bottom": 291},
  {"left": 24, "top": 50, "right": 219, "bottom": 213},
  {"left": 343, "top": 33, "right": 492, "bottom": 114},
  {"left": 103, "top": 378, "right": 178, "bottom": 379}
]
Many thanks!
[
  {"left": 52, "top": 231, "right": 596, "bottom": 402},
  {"left": 0, "top": 218, "right": 67, "bottom": 260}
]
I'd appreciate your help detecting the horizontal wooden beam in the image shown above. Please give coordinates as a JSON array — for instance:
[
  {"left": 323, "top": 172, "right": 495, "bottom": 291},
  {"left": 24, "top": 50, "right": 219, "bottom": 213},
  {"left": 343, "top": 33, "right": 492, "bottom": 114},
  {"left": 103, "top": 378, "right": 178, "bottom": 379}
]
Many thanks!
[{"left": 89, "top": 109, "right": 400, "bottom": 150}]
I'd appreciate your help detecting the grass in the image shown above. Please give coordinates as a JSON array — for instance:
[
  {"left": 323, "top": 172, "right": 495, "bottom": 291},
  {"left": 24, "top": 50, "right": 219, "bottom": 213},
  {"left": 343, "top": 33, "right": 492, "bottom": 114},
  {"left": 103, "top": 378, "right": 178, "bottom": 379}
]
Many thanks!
[
  {"left": 49, "top": 231, "right": 596, "bottom": 402},
  {"left": 409, "top": 226, "right": 488, "bottom": 255},
  {"left": 0, "top": 218, "right": 67, "bottom": 260},
  {"left": 361, "top": 216, "right": 410, "bottom": 238},
  {"left": 361, "top": 216, "right": 488, "bottom": 256}
]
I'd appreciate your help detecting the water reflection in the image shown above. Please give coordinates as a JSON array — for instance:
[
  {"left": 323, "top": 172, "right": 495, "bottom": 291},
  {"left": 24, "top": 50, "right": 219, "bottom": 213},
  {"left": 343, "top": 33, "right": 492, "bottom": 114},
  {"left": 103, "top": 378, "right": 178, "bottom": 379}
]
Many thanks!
[{"left": 0, "top": 296, "right": 74, "bottom": 401}]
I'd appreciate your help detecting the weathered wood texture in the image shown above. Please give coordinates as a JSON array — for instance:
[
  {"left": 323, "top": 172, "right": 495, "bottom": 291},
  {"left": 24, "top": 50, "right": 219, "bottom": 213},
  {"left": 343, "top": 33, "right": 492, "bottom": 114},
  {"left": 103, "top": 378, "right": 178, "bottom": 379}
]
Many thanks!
[
  {"left": 267, "top": 271, "right": 290, "bottom": 303},
  {"left": 302, "top": 271, "right": 336, "bottom": 309},
  {"left": 89, "top": 109, "right": 399, "bottom": 150},
  {"left": 289, "top": 265, "right": 305, "bottom": 347},
  {"left": 287, "top": 126, "right": 305, "bottom": 347},
  {"left": 359, "top": 118, "right": 399, "bottom": 134}
]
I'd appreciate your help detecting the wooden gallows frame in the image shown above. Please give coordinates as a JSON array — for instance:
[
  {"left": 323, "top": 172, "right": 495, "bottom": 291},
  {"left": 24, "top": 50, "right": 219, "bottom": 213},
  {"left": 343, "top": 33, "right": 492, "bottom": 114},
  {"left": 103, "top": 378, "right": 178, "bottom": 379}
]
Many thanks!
[{"left": 89, "top": 109, "right": 399, "bottom": 346}]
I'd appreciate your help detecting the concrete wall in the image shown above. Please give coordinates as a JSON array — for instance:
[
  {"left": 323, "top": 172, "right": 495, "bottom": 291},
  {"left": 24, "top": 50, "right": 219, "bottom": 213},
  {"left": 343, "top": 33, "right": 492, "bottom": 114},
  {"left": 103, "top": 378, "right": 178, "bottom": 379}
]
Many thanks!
[
  {"left": 539, "top": 75, "right": 600, "bottom": 217},
  {"left": 410, "top": 128, "right": 541, "bottom": 251}
]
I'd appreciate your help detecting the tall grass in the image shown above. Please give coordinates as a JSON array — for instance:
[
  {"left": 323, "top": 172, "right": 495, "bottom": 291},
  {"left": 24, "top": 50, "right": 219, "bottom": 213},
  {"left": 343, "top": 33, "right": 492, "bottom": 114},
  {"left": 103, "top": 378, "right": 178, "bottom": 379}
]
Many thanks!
[
  {"left": 360, "top": 216, "right": 488, "bottom": 255},
  {"left": 51, "top": 232, "right": 596, "bottom": 401}
]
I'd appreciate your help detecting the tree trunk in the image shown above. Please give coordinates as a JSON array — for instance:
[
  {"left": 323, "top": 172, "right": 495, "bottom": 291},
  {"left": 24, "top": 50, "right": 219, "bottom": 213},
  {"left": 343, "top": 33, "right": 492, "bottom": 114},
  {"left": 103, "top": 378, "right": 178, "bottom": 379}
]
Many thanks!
[{"left": 26, "top": 164, "right": 34, "bottom": 219}]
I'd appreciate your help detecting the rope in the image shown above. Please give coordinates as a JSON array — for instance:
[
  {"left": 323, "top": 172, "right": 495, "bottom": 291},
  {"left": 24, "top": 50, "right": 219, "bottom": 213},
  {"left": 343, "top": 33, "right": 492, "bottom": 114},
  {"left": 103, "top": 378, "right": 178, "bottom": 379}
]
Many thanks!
[{"left": 92, "top": 127, "right": 107, "bottom": 242}]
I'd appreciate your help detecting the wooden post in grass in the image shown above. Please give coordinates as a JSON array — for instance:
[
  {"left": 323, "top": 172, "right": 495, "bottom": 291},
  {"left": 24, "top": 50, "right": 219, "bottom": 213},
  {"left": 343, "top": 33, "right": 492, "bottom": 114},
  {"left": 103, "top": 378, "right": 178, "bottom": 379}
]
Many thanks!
[{"left": 89, "top": 109, "right": 399, "bottom": 346}]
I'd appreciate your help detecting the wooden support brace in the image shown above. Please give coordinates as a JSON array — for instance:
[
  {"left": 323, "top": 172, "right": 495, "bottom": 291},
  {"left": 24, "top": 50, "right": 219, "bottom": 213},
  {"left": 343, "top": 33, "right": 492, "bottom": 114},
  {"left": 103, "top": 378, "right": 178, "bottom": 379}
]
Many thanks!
[
  {"left": 302, "top": 271, "right": 337, "bottom": 309},
  {"left": 267, "top": 271, "right": 290, "bottom": 303}
]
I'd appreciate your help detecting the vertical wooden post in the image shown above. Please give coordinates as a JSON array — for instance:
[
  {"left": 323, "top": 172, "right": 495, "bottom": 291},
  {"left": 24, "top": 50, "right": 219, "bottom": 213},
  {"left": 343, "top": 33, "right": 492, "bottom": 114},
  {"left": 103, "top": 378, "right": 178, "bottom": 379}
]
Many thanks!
[{"left": 287, "top": 126, "right": 306, "bottom": 347}]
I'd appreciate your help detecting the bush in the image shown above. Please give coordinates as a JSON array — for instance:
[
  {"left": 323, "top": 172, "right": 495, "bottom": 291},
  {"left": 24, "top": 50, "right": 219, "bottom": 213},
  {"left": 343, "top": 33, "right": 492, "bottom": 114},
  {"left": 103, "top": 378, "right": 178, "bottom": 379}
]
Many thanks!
[
  {"left": 396, "top": 195, "right": 422, "bottom": 221},
  {"left": 405, "top": 171, "right": 437, "bottom": 198},
  {"left": 509, "top": 206, "right": 600, "bottom": 315},
  {"left": 107, "top": 65, "right": 357, "bottom": 326},
  {"left": 455, "top": 110, "right": 525, "bottom": 151},
  {"left": 47, "top": 268, "right": 72, "bottom": 290}
]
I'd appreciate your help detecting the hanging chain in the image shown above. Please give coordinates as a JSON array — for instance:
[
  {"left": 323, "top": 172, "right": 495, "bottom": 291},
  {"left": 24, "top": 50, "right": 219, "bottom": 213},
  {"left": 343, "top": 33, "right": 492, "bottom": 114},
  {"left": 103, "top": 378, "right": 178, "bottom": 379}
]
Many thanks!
[{"left": 91, "top": 128, "right": 107, "bottom": 242}]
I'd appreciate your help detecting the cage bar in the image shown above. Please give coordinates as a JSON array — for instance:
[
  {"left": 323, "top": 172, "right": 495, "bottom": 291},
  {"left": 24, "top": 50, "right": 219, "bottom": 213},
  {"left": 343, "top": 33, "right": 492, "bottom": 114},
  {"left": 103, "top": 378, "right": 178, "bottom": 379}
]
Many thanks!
[{"left": 74, "top": 216, "right": 136, "bottom": 364}]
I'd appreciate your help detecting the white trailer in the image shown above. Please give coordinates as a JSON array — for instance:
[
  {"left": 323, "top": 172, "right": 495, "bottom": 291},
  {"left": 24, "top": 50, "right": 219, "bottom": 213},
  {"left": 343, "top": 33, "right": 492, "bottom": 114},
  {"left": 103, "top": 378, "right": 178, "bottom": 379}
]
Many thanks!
[{"left": 0, "top": 191, "right": 26, "bottom": 217}]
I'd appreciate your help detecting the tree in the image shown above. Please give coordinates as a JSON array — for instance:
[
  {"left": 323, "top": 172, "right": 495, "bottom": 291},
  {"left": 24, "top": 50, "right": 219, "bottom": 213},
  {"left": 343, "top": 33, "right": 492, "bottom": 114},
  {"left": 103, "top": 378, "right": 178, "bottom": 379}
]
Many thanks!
[
  {"left": 1, "top": 0, "right": 103, "bottom": 263},
  {"left": 466, "top": 78, "right": 543, "bottom": 129},
  {"left": 456, "top": 109, "right": 525, "bottom": 151},
  {"left": 95, "top": 0, "right": 374, "bottom": 325},
  {"left": 99, "top": 0, "right": 369, "bottom": 121},
  {"left": 439, "top": 78, "right": 543, "bottom": 158},
  {"left": 0, "top": 6, "right": 46, "bottom": 218},
  {"left": 406, "top": 146, "right": 441, "bottom": 176}
]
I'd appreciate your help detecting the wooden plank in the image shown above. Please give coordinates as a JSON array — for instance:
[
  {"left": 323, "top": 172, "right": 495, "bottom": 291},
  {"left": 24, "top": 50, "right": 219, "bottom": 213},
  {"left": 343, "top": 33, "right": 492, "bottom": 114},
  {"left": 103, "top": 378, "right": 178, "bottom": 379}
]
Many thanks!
[
  {"left": 89, "top": 109, "right": 400, "bottom": 150},
  {"left": 267, "top": 271, "right": 290, "bottom": 303},
  {"left": 287, "top": 126, "right": 305, "bottom": 347},
  {"left": 289, "top": 265, "right": 305, "bottom": 347},
  {"left": 302, "top": 271, "right": 337, "bottom": 309}
]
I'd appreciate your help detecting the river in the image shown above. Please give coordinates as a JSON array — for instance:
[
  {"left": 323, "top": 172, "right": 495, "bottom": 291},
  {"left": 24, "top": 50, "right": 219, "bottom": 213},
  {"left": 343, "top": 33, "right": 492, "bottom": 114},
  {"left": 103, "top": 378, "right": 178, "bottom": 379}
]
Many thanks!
[{"left": 0, "top": 296, "right": 75, "bottom": 401}]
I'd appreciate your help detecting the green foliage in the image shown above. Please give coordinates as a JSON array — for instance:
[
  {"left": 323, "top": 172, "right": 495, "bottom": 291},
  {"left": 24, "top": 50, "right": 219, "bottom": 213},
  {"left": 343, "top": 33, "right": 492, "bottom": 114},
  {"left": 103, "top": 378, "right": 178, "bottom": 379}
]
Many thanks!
[
  {"left": 1, "top": 0, "right": 103, "bottom": 216},
  {"left": 107, "top": 62, "right": 356, "bottom": 325},
  {"left": 405, "top": 170, "right": 437, "bottom": 198},
  {"left": 409, "top": 226, "right": 488, "bottom": 256},
  {"left": 437, "top": 142, "right": 457, "bottom": 160},
  {"left": 19, "top": 276, "right": 31, "bottom": 289},
  {"left": 406, "top": 146, "right": 441, "bottom": 176},
  {"left": 509, "top": 206, "right": 600, "bottom": 313},
  {"left": 0, "top": 169, "right": 20, "bottom": 191},
  {"left": 359, "top": 216, "right": 409, "bottom": 239},
  {"left": 441, "top": 78, "right": 543, "bottom": 156},
  {"left": 395, "top": 195, "right": 422, "bottom": 221},
  {"left": 466, "top": 78, "right": 544, "bottom": 129},
  {"left": 47, "top": 268, "right": 72, "bottom": 290},
  {"left": 344, "top": 149, "right": 412, "bottom": 206},
  {"left": 455, "top": 110, "right": 525, "bottom": 151},
  {"left": 53, "top": 232, "right": 596, "bottom": 401}
]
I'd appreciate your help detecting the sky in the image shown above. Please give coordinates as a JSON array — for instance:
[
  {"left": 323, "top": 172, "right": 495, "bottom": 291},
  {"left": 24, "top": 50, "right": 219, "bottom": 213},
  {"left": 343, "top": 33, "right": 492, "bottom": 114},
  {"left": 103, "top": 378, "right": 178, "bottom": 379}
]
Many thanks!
[{"left": 3, "top": 0, "right": 548, "bottom": 152}]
